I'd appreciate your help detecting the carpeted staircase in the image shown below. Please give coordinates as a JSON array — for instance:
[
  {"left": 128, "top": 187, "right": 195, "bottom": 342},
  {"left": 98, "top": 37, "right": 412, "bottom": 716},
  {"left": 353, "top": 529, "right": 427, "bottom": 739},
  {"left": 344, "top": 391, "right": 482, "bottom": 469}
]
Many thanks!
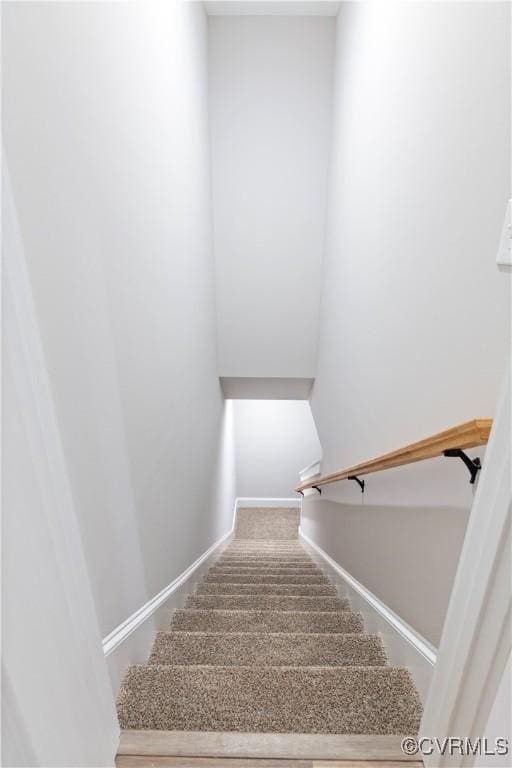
[{"left": 117, "top": 506, "right": 421, "bottom": 755}]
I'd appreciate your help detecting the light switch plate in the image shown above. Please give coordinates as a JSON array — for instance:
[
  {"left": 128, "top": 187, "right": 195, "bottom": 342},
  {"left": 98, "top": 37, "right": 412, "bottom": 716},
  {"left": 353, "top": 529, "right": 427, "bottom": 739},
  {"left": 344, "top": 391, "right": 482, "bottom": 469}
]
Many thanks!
[{"left": 496, "top": 199, "right": 512, "bottom": 267}]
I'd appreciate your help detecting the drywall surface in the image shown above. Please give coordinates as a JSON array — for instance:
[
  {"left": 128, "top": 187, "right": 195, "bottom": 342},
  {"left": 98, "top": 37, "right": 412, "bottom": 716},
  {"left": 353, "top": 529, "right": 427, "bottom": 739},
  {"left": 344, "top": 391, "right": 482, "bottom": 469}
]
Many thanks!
[
  {"left": 233, "top": 400, "right": 321, "bottom": 497},
  {"left": 209, "top": 15, "right": 335, "bottom": 377},
  {"left": 301, "top": 496, "right": 469, "bottom": 647},
  {"left": 3, "top": 1, "right": 236, "bottom": 639},
  {"left": 3, "top": 165, "right": 119, "bottom": 767},
  {"left": 311, "top": 1, "right": 510, "bottom": 511}
]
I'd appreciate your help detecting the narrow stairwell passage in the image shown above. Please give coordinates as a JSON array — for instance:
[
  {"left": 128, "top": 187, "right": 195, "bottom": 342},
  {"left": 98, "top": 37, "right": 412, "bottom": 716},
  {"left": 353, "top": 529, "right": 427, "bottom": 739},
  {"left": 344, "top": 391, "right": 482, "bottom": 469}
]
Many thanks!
[{"left": 117, "top": 507, "right": 421, "bottom": 753}]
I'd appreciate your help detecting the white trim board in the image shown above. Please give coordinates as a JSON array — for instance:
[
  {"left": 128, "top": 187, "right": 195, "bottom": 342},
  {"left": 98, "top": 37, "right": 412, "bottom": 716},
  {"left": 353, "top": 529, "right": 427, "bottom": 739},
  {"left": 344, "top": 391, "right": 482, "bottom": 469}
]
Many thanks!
[
  {"left": 299, "top": 528, "right": 436, "bottom": 704},
  {"left": 299, "top": 459, "right": 322, "bottom": 481},
  {"left": 236, "top": 497, "right": 301, "bottom": 508}
]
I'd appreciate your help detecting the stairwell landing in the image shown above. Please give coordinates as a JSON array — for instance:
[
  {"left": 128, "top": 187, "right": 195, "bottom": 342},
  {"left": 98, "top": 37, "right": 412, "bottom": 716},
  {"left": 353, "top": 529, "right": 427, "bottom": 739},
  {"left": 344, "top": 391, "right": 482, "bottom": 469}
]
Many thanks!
[{"left": 116, "top": 506, "right": 422, "bottom": 762}]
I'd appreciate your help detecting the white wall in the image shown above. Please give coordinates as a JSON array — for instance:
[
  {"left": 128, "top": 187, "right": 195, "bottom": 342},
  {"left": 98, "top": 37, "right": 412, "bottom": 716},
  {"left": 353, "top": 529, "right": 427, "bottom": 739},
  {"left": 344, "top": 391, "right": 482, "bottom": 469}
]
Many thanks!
[
  {"left": 3, "top": 165, "right": 119, "bottom": 767},
  {"left": 2, "top": 0, "right": 236, "bottom": 646},
  {"left": 301, "top": 497, "right": 468, "bottom": 647},
  {"left": 233, "top": 400, "right": 321, "bottom": 498},
  {"left": 209, "top": 15, "right": 335, "bottom": 378},
  {"left": 310, "top": 1, "right": 510, "bottom": 510},
  {"left": 479, "top": 652, "right": 512, "bottom": 767},
  {"left": 302, "top": 1, "right": 510, "bottom": 646}
]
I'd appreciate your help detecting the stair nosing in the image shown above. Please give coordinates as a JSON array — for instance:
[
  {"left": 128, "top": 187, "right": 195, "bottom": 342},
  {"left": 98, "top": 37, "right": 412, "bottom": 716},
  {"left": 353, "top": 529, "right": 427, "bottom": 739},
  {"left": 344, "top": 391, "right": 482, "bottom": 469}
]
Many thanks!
[
  {"left": 154, "top": 630, "right": 381, "bottom": 637},
  {"left": 117, "top": 730, "right": 420, "bottom": 761},
  {"left": 175, "top": 608, "right": 360, "bottom": 615}
]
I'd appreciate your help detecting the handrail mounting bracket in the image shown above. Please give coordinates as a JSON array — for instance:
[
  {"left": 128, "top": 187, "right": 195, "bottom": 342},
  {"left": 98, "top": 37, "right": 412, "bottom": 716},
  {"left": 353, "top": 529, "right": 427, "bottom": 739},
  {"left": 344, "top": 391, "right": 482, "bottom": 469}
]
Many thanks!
[
  {"left": 444, "top": 448, "right": 482, "bottom": 484},
  {"left": 348, "top": 475, "right": 365, "bottom": 493},
  {"left": 312, "top": 485, "right": 322, "bottom": 495}
]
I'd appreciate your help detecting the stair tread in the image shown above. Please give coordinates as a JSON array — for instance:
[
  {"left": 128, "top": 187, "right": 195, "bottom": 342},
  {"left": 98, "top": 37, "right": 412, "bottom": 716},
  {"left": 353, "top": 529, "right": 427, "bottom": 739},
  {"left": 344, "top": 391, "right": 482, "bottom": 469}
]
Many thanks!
[
  {"left": 195, "top": 582, "right": 337, "bottom": 595},
  {"left": 217, "top": 563, "right": 316, "bottom": 568},
  {"left": 148, "top": 631, "right": 387, "bottom": 666},
  {"left": 217, "top": 554, "right": 316, "bottom": 560},
  {"left": 208, "top": 566, "right": 324, "bottom": 578},
  {"left": 171, "top": 608, "right": 364, "bottom": 633},
  {"left": 223, "top": 547, "right": 307, "bottom": 551},
  {"left": 186, "top": 595, "right": 348, "bottom": 611},
  {"left": 215, "top": 562, "right": 318, "bottom": 569},
  {"left": 218, "top": 555, "right": 313, "bottom": 560},
  {"left": 205, "top": 574, "right": 330, "bottom": 583},
  {"left": 117, "top": 521, "right": 421, "bottom": 748},
  {"left": 117, "top": 665, "right": 421, "bottom": 734}
]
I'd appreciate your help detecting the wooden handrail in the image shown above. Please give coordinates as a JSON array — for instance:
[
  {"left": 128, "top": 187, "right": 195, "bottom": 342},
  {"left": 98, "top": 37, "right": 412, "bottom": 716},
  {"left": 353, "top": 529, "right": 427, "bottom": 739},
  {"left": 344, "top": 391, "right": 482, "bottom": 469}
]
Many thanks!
[{"left": 295, "top": 418, "right": 493, "bottom": 492}]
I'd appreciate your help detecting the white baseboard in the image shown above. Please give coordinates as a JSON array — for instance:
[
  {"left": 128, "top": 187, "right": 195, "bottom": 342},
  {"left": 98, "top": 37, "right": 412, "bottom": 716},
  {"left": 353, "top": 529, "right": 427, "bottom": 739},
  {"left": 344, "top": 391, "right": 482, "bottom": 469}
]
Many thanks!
[
  {"left": 102, "top": 528, "right": 233, "bottom": 657},
  {"left": 299, "top": 528, "right": 436, "bottom": 704},
  {"left": 236, "top": 497, "right": 301, "bottom": 508},
  {"left": 103, "top": 500, "right": 237, "bottom": 693}
]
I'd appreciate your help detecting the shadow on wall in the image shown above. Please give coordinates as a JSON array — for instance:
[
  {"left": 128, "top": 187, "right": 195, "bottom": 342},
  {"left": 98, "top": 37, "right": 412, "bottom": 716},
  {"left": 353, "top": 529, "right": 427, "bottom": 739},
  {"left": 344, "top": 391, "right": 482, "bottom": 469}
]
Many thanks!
[
  {"left": 209, "top": 399, "right": 237, "bottom": 540},
  {"left": 300, "top": 496, "right": 469, "bottom": 647}
]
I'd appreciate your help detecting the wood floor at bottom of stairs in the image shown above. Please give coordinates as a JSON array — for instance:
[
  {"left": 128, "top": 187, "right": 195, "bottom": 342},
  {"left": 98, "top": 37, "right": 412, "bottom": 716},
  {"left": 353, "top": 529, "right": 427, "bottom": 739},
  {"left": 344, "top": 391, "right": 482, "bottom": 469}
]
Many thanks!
[
  {"left": 116, "top": 731, "right": 422, "bottom": 766},
  {"left": 116, "top": 757, "right": 422, "bottom": 767}
]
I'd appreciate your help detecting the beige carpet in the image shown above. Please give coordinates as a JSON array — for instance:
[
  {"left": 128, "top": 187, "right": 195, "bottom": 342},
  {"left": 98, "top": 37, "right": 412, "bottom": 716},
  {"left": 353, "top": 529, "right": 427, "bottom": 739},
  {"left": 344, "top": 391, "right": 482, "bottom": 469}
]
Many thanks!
[
  {"left": 117, "top": 506, "right": 421, "bottom": 736},
  {"left": 234, "top": 507, "right": 300, "bottom": 540}
]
